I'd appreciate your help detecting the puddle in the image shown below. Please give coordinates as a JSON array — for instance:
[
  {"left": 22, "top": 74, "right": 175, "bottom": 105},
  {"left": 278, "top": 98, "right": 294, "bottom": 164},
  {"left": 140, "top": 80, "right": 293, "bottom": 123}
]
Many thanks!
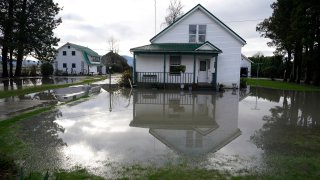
[
  {"left": 0, "top": 84, "right": 101, "bottom": 120},
  {"left": 0, "top": 77, "right": 87, "bottom": 91},
  {"left": 6, "top": 86, "right": 320, "bottom": 177}
]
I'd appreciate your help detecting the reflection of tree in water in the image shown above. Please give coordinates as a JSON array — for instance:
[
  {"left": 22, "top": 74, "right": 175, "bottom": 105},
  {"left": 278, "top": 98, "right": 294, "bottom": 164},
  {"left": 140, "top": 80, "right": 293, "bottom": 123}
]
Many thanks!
[
  {"left": 16, "top": 109, "right": 66, "bottom": 172},
  {"left": 250, "top": 89, "right": 320, "bottom": 175},
  {"left": 251, "top": 91, "right": 320, "bottom": 155}
]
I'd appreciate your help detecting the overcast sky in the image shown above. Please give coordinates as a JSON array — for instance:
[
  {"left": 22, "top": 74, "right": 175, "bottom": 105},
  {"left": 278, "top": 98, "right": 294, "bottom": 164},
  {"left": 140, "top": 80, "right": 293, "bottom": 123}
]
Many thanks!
[{"left": 53, "top": 0, "right": 276, "bottom": 57}]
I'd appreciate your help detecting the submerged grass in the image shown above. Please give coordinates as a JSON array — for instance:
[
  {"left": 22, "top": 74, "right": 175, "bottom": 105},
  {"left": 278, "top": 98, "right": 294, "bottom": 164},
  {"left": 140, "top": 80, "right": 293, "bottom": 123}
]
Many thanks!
[
  {"left": 246, "top": 78, "right": 320, "bottom": 91},
  {"left": 0, "top": 76, "right": 106, "bottom": 99}
]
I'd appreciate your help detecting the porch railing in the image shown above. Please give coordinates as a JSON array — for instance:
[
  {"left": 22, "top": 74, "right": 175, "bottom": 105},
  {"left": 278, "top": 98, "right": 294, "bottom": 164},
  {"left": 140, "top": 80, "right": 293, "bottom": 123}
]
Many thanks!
[{"left": 136, "top": 72, "right": 193, "bottom": 84}]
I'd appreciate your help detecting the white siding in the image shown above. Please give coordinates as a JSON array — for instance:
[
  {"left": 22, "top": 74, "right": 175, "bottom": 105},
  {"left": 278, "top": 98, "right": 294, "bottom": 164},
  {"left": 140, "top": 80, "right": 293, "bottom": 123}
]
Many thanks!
[
  {"left": 54, "top": 44, "right": 104, "bottom": 75},
  {"left": 151, "top": 9, "right": 243, "bottom": 87},
  {"left": 241, "top": 57, "right": 252, "bottom": 77}
]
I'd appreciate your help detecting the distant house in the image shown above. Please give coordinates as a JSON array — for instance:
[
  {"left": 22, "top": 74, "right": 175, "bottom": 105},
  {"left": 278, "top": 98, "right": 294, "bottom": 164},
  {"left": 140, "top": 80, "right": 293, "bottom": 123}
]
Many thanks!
[
  {"left": 240, "top": 54, "right": 252, "bottom": 77},
  {"left": 54, "top": 43, "right": 106, "bottom": 75},
  {"left": 130, "top": 4, "right": 246, "bottom": 88}
]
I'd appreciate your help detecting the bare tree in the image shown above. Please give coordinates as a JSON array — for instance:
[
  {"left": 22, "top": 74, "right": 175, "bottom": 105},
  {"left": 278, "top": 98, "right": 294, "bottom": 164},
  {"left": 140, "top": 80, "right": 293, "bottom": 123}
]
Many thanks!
[
  {"left": 108, "top": 36, "right": 119, "bottom": 53},
  {"left": 163, "top": 0, "right": 183, "bottom": 26}
]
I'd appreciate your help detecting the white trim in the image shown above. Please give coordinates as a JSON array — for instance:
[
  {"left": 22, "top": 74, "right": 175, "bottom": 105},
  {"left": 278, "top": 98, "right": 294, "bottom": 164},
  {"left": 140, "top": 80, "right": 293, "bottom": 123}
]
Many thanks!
[
  {"left": 195, "top": 42, "right": 219, "bottom": 51},
  {"left": 241, "top": 54, "right": 253, "bottom": 63}
]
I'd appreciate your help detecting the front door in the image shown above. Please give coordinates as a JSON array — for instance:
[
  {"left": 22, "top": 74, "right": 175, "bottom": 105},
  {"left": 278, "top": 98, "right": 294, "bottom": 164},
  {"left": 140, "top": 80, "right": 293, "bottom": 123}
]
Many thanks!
[{"left": 198, "top": 60, "right": 208, "bottom": 83}]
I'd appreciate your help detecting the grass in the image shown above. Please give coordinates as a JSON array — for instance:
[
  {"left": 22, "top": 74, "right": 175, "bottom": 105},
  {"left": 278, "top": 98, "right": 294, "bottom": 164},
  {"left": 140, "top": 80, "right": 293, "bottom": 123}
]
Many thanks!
[
  {"left": 0, "top": 76, "right": 106, "bottom": 99},
  {"left": 246, "top": 78, "right": 320, "bottom": 91}
]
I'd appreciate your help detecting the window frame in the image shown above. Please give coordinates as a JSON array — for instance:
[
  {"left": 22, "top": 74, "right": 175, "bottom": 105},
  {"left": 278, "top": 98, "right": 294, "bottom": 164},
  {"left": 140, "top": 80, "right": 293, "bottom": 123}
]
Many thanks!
[
  {"left": 72, "top": 51, "right": 76, "bottom": 56},
  {"left": 63, "top": 63, "right": 67, "bottom": 68},
  {"left": 72, "top": 63, "right": 76, "bottom": 68},
  {"left": 62, "top": 51, "right": 67, "bottom": 56},
  {"left": 188, "top": 24, "right": 207, "bottom": 43},
  {"left": 169, "top": 56, "right": 184, "bottom": 75}
]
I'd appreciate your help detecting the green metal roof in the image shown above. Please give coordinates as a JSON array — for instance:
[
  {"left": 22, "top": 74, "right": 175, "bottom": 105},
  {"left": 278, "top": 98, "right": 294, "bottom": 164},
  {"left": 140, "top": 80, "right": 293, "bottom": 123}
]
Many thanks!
[
  {"left": 130, "top": 42, "right": 222, "bottom": 54},
  {"left": 67, "top": 43, "right": 101, "bottom": 66},
  {"left": 150, "top": 4, "right": 246, "bottom": 45}
]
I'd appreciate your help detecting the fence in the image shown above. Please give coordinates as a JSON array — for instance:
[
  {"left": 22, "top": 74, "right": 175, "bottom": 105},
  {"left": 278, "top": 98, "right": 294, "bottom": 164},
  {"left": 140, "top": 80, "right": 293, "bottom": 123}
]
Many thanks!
[{"left": 136, "top": 72, "right": 193, "bottom": 84}]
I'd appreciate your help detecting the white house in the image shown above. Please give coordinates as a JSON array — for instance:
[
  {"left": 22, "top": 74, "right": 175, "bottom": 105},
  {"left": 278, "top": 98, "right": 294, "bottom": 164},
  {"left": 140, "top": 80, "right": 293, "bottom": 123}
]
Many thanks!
[
  {"left": 130, "top": 4, "right": 246, "bottom": 89},
  {"left": 241, "top": 54, "right": 252, "bottom": 77},
  {"left": 54, "top": 43, "right": 106, "bottom": 75}
]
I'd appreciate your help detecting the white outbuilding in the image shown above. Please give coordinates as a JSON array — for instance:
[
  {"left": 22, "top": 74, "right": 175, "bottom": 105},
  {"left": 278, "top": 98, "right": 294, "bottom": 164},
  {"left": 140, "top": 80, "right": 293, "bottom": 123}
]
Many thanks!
[
  {"left": 54, "top": 43, "right": 106, "bottom": 75},
  {"left": 240, "top": 54, "right": 252, "bottom": 77}
]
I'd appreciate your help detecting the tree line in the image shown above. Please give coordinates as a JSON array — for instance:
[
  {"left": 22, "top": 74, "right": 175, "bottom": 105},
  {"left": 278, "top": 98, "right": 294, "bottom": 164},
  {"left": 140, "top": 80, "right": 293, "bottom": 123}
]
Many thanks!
[
  {"left": 257, "top": 0, "right": 320, "bottom": 85},
  {"left": 0, "top": 0, "right": 61, "bottom": 78},
  {"left": 249, "top": 53, "right": 285, "bottom": 79}
]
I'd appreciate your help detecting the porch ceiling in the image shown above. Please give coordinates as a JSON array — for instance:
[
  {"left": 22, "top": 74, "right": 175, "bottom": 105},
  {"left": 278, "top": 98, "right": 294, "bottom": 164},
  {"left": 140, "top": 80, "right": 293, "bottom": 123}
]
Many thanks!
[{"left": 130, "top": 42, "right": 222, "bottom": 54}]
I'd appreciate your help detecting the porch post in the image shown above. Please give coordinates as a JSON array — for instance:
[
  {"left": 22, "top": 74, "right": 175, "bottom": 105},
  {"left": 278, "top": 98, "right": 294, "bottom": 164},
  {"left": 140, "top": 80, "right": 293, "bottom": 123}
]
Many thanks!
[
  {"left": 163, "top": 53, "right": 166, "bottom": 86},
  {"left": 215, "top": 55, "right": 218, "bottom": 85},
  {"left": 133, "top": 52, "right": 136, "bottom": 84},
  {"left": 193, "top": 54, "right": 196, "bottom": 84}
]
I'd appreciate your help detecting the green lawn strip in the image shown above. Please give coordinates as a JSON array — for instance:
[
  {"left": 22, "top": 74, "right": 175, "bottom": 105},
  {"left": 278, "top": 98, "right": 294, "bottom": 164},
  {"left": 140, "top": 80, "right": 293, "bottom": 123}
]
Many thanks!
[
  {"left": 0, "top": 95, "right": 96, "bottom": 178},
  {"left": 0, "top": 107, "right": 53, "bottom": 153},
  {"left": 246, "top": 78, "right": 320, "bottom": 91},
  {"left": 0, "top": 76, "right": 106, "bottom": 99},
  {"left": 0, "top": 107, "right": 54, "bottom": 178}
]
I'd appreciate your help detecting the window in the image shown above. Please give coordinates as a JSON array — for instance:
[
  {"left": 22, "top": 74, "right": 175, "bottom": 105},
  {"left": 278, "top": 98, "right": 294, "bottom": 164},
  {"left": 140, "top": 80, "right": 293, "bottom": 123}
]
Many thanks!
[
  {"left": 63, "top": 63, "right": 67, "bottom": 68},
  {"left": 170, "top": 56, "right": 185, "bottom": 75},
  {"left": 72, "top": 63, "right": 76, "bottom": 68},
  {"left": 62, "top": 51, "right": 67, "bottom": 56},
  {"left": 200, "top": 61, "right": 206, "bottom": 71},
  {"left": 198, "top": 25, "right": 206, "bottom": 43},
  {"left": 189, "top": 25, "right": 197, "bottom": 43},
  {"left": 68, "top": 46, "right": 70, "bottom": 49},
  {"left": 189, "top": 24, "right": 207, "bottom": 43},
  {"left": 72, "top": 51, "right": 76, "bottom": 56},
  {"left": 92, "top": 57, "right": 100, "bottom": 62}
]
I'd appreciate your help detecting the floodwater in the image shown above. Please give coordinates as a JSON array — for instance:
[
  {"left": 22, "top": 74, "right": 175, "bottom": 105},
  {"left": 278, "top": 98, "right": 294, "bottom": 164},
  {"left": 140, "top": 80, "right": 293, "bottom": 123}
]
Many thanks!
[
  {"left": 0, "top": 77, "right": 86, "bottom": 91},
  {"left": 0, "top": 84, "right": 101, "bottom": 120},
  {"left": 6, "top": 86, "right": 320, "bottom": 177}
]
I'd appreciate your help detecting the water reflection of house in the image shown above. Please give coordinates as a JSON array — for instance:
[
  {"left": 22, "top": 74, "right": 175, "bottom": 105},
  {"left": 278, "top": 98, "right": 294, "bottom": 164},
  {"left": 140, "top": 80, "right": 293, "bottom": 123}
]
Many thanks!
[{"left": 130, "top": 91, "right": 241, "bottom": 156}]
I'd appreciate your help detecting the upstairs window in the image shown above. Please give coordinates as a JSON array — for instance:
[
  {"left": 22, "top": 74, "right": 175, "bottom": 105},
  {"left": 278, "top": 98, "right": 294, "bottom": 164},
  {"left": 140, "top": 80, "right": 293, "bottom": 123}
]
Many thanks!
[
  {"left": 72, "top": 51, "right": 76, "bottom": 56},
  {"left": 189, "top": 24, "right": 207, "bottom": 43},
  {"left": 62, "top": 51, "right": 67, "bottom": 56}
]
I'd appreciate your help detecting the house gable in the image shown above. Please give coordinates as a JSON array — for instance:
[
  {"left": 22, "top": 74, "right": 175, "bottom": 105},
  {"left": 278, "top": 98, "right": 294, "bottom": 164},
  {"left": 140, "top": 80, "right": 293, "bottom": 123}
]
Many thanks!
[
  {"left": 195, "top": 42, "right": 222, "bottom": 52},
  {"left": 150, "top": 4, "right": 246, "bottom": 45},
  {"left": 57, "top": 43, "right": 101, "bottom": 66}
]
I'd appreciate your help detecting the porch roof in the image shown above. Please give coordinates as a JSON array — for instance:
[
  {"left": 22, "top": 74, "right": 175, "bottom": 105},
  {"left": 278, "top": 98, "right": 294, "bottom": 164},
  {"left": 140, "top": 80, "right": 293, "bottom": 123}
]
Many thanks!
[{"left": 130, "top": 42, "right": 222, "bottom": 54}]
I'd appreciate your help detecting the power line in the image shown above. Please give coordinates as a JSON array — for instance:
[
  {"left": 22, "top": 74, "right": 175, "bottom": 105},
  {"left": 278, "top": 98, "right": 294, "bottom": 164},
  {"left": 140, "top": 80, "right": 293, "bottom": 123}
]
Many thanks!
[{"left": 225, "top": 19, "right": 265, "bottom": 23}]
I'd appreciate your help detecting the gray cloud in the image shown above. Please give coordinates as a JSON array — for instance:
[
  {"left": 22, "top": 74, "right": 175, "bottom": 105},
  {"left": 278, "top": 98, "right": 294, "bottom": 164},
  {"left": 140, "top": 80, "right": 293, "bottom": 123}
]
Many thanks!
[{"left": 60, "top": 13, "right": 84, "bottom": 22}]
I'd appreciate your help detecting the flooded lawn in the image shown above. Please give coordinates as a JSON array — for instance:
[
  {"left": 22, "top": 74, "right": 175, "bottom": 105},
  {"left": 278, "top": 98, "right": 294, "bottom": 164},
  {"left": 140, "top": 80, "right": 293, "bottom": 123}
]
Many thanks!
[
  {"left": 0, "top": 77, "right": 87, "bottom": 91},
  {"left": 1, "top": 86, "right": 320, "bottom": 178}
]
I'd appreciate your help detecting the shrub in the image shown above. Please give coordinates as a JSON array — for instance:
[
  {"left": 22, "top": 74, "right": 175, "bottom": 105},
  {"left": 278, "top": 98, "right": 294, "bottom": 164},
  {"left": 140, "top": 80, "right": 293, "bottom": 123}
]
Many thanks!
[
  {"left": 41, "top": 62, "right": 54, "bottom": 76},
  {"left": 30, "top": 65, "right": 38, "bottom": 76},
  {"left": 118, "top": 69, "right": 133, "bottom": 88},
  {"left": 240, "top": 78, "right": 247, "bottom": 88},
  {"left": 263, "top": 66, "right": 278, "bottom": 80}
]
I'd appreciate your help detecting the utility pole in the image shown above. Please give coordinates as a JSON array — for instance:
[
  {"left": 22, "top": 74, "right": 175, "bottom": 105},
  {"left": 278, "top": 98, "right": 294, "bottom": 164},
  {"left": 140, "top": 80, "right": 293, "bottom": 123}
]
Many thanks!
[
  {"left": 154, "top": 0, "right": 157, "bottom": 35},
  {"left": 256, "top": 63, "right": 262, "bottom": 80}
]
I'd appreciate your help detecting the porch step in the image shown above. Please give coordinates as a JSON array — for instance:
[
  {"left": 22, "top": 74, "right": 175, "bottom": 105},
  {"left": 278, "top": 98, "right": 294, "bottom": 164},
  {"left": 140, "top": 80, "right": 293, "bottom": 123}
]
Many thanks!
[{"left": 196, "top": 83, "right": 216, "bottom": 91}]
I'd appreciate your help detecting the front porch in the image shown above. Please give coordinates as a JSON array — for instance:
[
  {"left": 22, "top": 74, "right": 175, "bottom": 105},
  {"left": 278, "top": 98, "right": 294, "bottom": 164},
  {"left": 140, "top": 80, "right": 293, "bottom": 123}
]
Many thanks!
[{"left": 130, "top": 42, "right": 222, "bottom": 89}]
